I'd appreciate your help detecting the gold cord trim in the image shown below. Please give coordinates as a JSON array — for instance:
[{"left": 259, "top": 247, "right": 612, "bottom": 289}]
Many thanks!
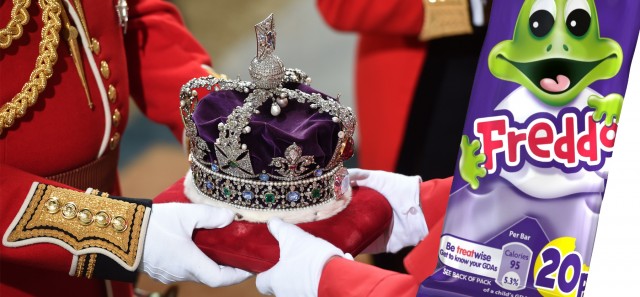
[
  {"left": 86, "top": 254, "right": 97, "bottom": 278},
  {"left": 75, "top": 254, "right": 86, "bottom": 277},
  {"left": 0, "top": 0, "right": 61, "bottom": 134},
  {"left": 0, "top": 0, "right": 32, "bottom": 49}
]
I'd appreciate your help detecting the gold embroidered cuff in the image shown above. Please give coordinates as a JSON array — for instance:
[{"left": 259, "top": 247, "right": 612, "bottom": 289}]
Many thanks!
[
  {"left": 419, "top": 0, "right": 473, "bottom": 41},
  {"left": 4, "top": 183, "right": 150, "bottom": 271}
]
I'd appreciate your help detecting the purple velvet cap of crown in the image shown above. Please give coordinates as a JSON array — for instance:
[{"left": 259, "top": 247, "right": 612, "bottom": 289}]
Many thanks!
[{"left": 192, "top": 83, "right": 341, "bottom": 175}]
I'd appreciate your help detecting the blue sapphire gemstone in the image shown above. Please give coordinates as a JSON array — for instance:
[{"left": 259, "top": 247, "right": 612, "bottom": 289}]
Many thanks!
[
  {"left": 211, "top": 164, "right": 219, "bottom": 172},
  {"left": 206, "top": 181, "right": 214, "bottom": 189},
  {"left": 242, "top": 191, "right": 254, "bottom": 201},
  {"left": 314, "top": 169, "right": 323, "bottom": 177},
  {"left": 259, "top": 173, "right": 270, "bottom": 182},
  {"left": 286, "top": 191, "right": 301, "bottom": 202}
]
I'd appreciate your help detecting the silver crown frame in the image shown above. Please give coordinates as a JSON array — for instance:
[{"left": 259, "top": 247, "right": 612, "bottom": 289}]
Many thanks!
[{"left": 179, "top": 15, "right": 356, "bottom": 221}]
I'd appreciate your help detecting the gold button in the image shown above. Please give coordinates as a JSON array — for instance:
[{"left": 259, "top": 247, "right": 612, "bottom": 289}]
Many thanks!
[
  {"left": 62, "top": 202, "right": 78, "bottom": 219},
  {"left": 112, "top": 109, "right": 121, "bottom": 127},
  {"left": 107, "top": 85, "right": 117, "bottom": 103},
  {"left": 95, "top": 211, "right": 111, "bottom": 228},
  {"left": 100, "top": 61, "right": 110, "bottom": 79},
  {"left": 78, "top": 209, "right": 94, "bottom": 225},
  {"left": 91, "top": 38, "right": 100, "bottom": 54},
  {"left": 112, "top": 216, "right": 128, "bottom": 232},
  {"left": 45, "top": 197, "right": 61, "bottom": 214},
  {"left": 109, "top": 132, "right": 120, "bottom": 150}
]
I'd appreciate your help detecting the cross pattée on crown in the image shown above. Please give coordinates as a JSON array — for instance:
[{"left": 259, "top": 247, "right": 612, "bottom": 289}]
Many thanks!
[{"left": 255, "top": 14, "right": 276, "bottom": 59}]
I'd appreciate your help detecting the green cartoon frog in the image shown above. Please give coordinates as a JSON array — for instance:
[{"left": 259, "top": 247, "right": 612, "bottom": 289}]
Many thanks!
[{"left": 460, "top": 0, "right": 624, "bottom": 190}]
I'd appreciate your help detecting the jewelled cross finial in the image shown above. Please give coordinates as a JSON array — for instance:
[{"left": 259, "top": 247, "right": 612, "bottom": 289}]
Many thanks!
[
  {"left": 249, "top": 14, "right": 285, "bottom": 89},
  {"left": 255, "top": 14, "right": 276, "bottom": 59}
]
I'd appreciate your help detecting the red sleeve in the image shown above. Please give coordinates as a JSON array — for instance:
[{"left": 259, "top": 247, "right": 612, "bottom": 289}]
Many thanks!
[
  {"left": 0, "top": 163, "right": 75, "bottom": 274},
  {"left": 319, "top": 257, "right": 420, "bottom": 297},
  {"left": 125, "top": 0, "right": 211, "bottom": 141},
  {"left": 404, "top": 177, "right": 452, "bottom": 281},
  {"left": 316, "top": 0, "right": 424, "bottom": 36},
  {"left": 318, "top": 177, "right": 453, "bottom": 296},
  {"left": 419, "top": 177, "right": 453, "bottom": 229}
]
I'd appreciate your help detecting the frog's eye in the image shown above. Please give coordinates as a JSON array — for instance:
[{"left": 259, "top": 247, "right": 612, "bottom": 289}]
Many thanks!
[
  {"left": 565, "top": 0, "right": 591, "bottom": 37},
  {"left": 529, "top": 0, "right": 556, "bottom": 38}
]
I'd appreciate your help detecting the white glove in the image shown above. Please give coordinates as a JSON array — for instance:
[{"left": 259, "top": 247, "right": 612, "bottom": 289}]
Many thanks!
[
  {"left": 470, "top": 0, "right": 487, "bottom": 27},
  {"left": 256, "top": 218, "right": 353, "bottom": 297},
  {"left": 141, "top": 203, "right": 252, "bottom": 287},
  {"left": 348, "top": 168, "right": 427, "bottom": 254}
]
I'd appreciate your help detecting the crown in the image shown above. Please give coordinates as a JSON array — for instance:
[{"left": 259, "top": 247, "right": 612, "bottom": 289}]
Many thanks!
[{"left": 179, "top": 14, "right": 356, "bottom": 223}]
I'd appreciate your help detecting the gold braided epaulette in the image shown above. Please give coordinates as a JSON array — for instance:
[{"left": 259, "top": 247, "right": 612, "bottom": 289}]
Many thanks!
[
  {"left": 0, "top": 0, "right": 32, "bottom": 49},
  {"left": 0, "top": 0, "right": 62, "bottom": 135}
]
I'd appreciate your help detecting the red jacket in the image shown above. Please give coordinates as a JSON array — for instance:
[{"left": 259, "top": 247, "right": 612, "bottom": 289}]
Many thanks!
[
  {"left": 319, "top": 177, "right": 452, "bottom": 297},
  {"left": 0, "top": 0, "right": 211, "bottom": 295},
  {"left": 317, "top": 0, "right": 427, "bottom": 172}
]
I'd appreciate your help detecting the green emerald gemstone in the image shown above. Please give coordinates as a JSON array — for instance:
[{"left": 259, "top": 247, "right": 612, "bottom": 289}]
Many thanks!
[
  {"left": 228, "top": 161, "right": 239, "bottom": 168},
  {"left": 223, "top": 188, "right": 231, "bottom": 196},
  {"left": 312, "top": 189, "right": 321, "bottom": 198},
  {"left": 265, "top": 193, "right": 275, "bottom": 203}
]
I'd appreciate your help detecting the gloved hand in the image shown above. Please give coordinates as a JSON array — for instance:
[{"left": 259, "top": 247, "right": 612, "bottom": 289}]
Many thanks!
[
  {"left": 348, "top": 168, "right": 427, "bottom": 254},
  {"left": 470, "top": 0, "right": 487, "bottom": 27},
  {"left": 256, "top": 218, "right": 353, "bottom": 297},
  {"left": 141, "top": 203, "right": 252, "bottom": 287}
]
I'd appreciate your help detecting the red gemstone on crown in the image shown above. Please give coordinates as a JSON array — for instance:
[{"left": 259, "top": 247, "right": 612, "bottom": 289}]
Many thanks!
[{"left": 341, "top": 138, "right": 354, "bottom": 161}]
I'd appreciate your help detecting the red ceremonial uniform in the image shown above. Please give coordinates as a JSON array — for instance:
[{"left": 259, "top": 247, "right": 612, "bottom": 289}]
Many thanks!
[
  {"left": 317, "top": 0, "right": 427, "bottom": 172},
  {"left": 318, "top": 177, "right": 453, "bottom": 297},
  {"left": 0, "top": 0, "right": 211, "bottom": 295}
]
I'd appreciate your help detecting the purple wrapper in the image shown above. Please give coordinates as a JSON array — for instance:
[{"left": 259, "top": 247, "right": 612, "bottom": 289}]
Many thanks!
[{"left": 420, "top": 1, "right": 640, "bottom": 296}]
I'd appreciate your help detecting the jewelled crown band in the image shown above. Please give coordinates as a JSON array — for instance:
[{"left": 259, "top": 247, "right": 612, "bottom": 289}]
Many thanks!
[{"left": 179, "top": 14, "right": 356, "bottom": 223}]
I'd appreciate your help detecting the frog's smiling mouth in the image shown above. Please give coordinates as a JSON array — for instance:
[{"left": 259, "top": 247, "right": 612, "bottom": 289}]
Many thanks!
[{"left": 497, "top": 54, "right": 617, "bottom": 94}]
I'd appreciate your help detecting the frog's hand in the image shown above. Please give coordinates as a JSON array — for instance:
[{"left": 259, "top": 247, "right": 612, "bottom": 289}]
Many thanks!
[
  {"left": 459, "top": 135, "right": 487, "bottom": 190},
  {"left": 587, "top": 93, "right": 624, "bottom": 126}
]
